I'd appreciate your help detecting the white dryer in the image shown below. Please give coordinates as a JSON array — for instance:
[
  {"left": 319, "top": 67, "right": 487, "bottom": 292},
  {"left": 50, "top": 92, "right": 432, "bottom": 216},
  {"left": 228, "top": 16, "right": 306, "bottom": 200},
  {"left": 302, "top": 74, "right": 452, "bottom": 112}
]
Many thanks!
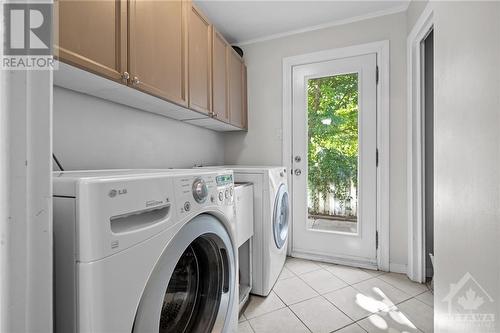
[
  {"left": 53, "top": 169, "right": 238, "bottom": 333},
  {"left": 200, "top": 166, "right": 289, "bottom": 296}
]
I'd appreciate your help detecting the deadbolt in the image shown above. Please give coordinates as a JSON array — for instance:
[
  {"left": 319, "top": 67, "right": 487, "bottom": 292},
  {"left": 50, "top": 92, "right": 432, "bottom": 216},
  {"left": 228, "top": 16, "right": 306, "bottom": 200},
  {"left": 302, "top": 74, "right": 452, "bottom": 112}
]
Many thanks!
[{"left": 294, "top": 155, "right": 301, "bottom": 163}]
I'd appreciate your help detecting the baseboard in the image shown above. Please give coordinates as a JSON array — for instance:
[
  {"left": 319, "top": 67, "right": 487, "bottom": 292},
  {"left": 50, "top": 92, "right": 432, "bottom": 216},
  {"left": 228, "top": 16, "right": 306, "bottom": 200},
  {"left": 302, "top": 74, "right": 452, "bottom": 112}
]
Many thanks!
[
  {"left": 389, "top": 262, "right": 407, "bottom": 274},
  {"left": 291, "top": 250, "right": 378, "bottom": 270}
]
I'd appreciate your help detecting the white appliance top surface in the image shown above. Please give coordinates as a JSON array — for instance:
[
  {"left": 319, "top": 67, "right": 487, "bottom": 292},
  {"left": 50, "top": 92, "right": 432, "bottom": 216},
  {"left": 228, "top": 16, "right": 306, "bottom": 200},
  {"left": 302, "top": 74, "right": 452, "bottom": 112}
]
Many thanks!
[
  {"left": 53, "top": 169, "right": 232, "bottom": 196},
  {"left": 53, "top": 169, "right": 226, "bottom": 180}
]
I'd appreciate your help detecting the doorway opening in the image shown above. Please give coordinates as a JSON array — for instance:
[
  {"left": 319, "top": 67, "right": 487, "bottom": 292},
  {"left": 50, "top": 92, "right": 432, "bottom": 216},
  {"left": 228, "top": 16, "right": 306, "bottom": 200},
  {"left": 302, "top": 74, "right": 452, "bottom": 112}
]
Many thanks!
[
  {"left": 407, "top": 3, "right": 434, "bottom": 283},
  {"left": 422, "top": 29, "right": 434, "bottom": 285}
]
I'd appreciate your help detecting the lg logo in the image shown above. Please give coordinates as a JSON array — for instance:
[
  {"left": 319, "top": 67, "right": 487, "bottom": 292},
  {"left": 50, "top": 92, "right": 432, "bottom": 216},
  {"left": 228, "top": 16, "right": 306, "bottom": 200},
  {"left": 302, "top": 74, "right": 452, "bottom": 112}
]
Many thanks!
[
  {"left": 3, "top": 3, "right": 52, "bottom": 56},
  {"left": 109, "top": 189, "right": 128, "bottom": 198}
]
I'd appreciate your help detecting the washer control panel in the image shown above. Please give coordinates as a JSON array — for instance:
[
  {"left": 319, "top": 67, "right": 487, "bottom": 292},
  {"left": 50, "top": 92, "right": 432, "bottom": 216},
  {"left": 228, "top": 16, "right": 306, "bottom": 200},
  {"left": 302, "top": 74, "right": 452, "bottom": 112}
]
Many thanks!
[{"left": 175, "top": 171, "right": 234, "bottom": 216}]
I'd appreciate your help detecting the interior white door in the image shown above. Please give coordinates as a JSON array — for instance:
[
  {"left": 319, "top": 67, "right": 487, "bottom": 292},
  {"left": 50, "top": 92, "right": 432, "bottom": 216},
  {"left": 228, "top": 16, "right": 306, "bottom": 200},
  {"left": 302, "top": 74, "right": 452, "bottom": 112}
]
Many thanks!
[{"left": 291, "top": 53, "right": 378, "bottom": 266}]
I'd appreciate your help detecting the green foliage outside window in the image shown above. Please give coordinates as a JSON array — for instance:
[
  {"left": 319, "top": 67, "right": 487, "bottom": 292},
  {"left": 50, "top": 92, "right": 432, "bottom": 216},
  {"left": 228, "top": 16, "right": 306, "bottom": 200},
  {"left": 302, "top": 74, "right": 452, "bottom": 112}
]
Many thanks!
[{"left": 307, "top": 73, "right": 359, "bottom": 215}]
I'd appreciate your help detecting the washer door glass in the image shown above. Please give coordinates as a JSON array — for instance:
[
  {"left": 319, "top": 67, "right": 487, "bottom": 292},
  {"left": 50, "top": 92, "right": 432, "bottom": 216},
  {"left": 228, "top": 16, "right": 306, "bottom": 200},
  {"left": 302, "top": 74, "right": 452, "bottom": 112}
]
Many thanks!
[
  {"left": 273, "top": 184, "right": 289, "bottom": 249},
  {"left": 160, "top": 236, "right": 223, "bottom": 333}
]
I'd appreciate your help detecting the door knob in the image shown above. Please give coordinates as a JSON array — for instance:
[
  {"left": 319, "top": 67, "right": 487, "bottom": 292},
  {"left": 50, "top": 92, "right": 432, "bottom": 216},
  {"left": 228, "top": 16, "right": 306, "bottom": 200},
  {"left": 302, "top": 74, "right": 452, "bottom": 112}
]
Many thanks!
[
  {"left": 132, "top": 76, "right": 140, "bottom": 85},
  {"left": 294, "top": 155, "right": 302, "bottom": 163},
  {"left": 294, "top": 169, "right": 302, "bottom": 176}
]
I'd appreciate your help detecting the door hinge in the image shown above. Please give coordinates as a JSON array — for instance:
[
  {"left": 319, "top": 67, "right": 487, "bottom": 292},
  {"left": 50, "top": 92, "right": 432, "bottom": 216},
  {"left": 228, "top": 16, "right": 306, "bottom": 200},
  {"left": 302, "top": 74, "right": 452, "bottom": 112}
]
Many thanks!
[
  {"left": 376, "top": 149, "right": 379, "bottom": 167},
  {"left": 376, "top": 231, "right": 379, "bottom": 249},
  {"left": 376, "top": 66, "right": 379, "bottom": 84}
]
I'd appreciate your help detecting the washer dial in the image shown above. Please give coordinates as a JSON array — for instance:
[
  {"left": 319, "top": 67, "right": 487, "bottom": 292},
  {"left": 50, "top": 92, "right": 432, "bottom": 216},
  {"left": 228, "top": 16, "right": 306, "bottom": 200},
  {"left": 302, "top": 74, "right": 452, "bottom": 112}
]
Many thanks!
[{"left": 192, "top": 178, "right": 208, "bottom": 203}]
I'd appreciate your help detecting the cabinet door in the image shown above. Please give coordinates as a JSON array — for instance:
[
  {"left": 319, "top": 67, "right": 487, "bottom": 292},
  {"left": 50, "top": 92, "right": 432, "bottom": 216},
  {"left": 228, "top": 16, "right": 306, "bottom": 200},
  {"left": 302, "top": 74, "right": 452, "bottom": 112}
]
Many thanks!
[
  {"left": 242, "top": 64, "right": 248, "bottom": 129},
  {"left": 229, "top": 50, "right": 244, "bottom": 128},
  {"left": 129, "top": 0, "right": 188, "bottom": 106},
  {"left": 55, "top": 0, "right": 127, "bottom": 82},
  {"left": 188, "top": 5, "right": 212, "bottom": 115},
  {"left": 212, "top": 29, "right": 229, "bottom": 123}
]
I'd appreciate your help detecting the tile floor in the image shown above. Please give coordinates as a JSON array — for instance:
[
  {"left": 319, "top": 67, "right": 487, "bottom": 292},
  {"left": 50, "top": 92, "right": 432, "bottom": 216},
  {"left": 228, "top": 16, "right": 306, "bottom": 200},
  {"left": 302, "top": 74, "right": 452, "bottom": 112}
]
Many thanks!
[{"left": 238, "top": 257, "right": 433, "bottom": 333}]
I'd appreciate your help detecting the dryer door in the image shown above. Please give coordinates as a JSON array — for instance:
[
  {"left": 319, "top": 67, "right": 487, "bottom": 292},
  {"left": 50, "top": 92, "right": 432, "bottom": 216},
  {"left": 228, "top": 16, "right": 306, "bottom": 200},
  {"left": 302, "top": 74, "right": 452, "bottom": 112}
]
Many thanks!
[
  {"left": 133, "top": 214, "right": 236, "bottom": 333},
  {"left": 273, "top": 183, "right": 290, "bottom": 249}
]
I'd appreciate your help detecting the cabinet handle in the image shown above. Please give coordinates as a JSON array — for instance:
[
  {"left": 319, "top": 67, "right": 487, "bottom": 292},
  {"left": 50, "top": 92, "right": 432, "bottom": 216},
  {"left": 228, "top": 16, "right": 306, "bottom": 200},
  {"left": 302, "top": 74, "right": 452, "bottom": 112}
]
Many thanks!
[
  {"left": 121, "top": 72, "right": 130, "bottom": 83},
  {"left": 132, "top": 76, "right": 140, "bottom": 85}
]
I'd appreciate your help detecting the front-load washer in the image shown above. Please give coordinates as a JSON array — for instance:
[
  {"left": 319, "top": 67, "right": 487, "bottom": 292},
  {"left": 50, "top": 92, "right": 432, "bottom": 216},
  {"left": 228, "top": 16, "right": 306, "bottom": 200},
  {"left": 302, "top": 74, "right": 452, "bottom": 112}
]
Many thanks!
[
  {"left": 200, "top": 166, "right": 289, "bottom": 296},
  {"left": 53, "top": 169, "right": 238, "bottom": 333}
]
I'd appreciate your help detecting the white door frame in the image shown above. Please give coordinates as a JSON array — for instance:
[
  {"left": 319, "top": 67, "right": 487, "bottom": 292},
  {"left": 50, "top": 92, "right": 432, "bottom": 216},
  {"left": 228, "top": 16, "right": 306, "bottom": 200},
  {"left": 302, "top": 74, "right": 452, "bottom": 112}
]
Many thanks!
[
  {"left": 0, "top": 34, "right": 53, "bottom": 333},
  {"left": 282, "top": 41, "right": 390, "bottom": 271},
  {"left": 407, "top": 3, "right": 433, "bottom": 283}
]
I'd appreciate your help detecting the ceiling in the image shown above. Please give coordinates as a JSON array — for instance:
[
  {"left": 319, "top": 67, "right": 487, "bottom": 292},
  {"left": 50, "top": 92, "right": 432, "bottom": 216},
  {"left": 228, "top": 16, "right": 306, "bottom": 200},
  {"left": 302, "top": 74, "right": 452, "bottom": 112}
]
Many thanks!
[{"left": 194, "top": 1, "right": 409, "bottom": 45}]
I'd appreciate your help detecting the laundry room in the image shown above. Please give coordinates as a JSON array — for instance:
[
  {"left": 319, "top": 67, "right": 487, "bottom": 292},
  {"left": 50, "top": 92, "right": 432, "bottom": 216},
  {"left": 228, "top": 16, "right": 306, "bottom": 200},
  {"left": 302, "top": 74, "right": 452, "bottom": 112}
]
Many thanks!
[{"left": 2, "top": 1, "right": 500, "bottom": 333}]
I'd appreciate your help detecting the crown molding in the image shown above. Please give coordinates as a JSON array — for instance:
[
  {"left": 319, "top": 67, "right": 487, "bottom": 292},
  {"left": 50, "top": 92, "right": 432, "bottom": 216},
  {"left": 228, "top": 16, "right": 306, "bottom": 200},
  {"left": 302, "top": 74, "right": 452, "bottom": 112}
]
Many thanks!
[{"left": 236, "top": 2, "right": 410, "bottom": 46}]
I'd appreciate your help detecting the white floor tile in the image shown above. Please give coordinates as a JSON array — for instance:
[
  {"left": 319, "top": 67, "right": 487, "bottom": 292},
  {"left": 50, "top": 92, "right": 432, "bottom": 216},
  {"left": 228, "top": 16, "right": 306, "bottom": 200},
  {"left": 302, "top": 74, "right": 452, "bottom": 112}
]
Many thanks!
[
  {"left": 321, "top": 264, "right": 373, "bottom": 284},
  {"left": 290, "top": 296, "right": 353, "bottom": 333},
  {"left": 361, "top": 268, "right": 385, "bottom": 278},
  {"left": 239, "top": 313, "right": 246, "bottom": 322},
  {"left": 357, "top": 312, "right": 421, "bottom": 333},
  {"left": 273, "top": 276, "right": 318, "bottom": 305},
  {"left": 248, "top": 308, "right": 309, "bottom": 333},
  {"left": 323, "top": 286, "right": 373, "bottom": 321},
  {"left": 285, "top": 257, "right": 323, "bottom": 275},
  {"left": 378, "top": 273, "right": 429, "bottom": 297},
  {"left": 238, "top": 320, "right": 254, "bottom": 333},
  {"left": 334, "top": 323, "right": 367, "bottom": 333},
  {"left": 243, "top": 291, "right": 286, "bottom": 319},
  {"left": 415, "top": 290, "right": 434, "bottom": 308},
  {"left": 397, "top": 298, "right": 434, "bottom": 333},
  {"left": 299, "top": 268, "right": 348, "bottom": 294},
  {"left": 352, "top": 278, "right": 412, "bottom": 309},
  {"left": 278, "top": 266, "right": 295, "bottom": 280}
]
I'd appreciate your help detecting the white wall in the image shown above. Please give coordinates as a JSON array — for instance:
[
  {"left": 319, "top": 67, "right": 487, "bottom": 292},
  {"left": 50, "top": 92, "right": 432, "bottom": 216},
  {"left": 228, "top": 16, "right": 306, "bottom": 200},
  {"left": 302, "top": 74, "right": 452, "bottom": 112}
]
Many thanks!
[
  {"left": 433, "top": 2, "right": 500, "bottom": 331},
  {"left": 406, "top": 0, "right": 428, "bottom": 32},
  {"left": 53, "top": 87, "right": 224, "bottom": 170},
  {"left": 225, "top": 12, "right": 409, "bottom": 269}
]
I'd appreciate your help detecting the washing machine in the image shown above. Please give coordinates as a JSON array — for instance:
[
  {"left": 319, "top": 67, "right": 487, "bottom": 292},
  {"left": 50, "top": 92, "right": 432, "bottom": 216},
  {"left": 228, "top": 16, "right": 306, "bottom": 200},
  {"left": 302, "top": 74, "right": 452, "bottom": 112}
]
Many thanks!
[
  {"left": 200, "top": 166, "right": 289, "bottom": 296},
  {"left": 53, "top": 169, "right": 238, "bottom": 333}
]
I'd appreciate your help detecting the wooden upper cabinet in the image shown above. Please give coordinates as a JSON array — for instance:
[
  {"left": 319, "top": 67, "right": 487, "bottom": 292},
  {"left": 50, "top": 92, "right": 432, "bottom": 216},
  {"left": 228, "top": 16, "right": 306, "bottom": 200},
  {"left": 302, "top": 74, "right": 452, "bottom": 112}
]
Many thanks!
[
  {"left": 128, "top": 0, "right": 188, "bottom": 106},
  {"left": 228, "top": 49, "right": 245, "bottom": 129},
  {"left": 242, "top": 64, "right": 248, "bottom": 129},
  {"left": 212, "top": 28, "right": 229, "bottom": 123},
  {"left": 188, "top": 5, "right": 212, "bottom": 115},
  {"left": 55, "top": 0, "right": 127, "bottom": 82}
]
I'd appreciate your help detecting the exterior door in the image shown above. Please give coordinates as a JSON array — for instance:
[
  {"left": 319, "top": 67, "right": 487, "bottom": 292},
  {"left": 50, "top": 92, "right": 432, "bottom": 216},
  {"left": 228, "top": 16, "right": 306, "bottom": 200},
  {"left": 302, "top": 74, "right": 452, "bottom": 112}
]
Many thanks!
[{"left": 291, "top": 54, "right": 378, "bottom": 266}]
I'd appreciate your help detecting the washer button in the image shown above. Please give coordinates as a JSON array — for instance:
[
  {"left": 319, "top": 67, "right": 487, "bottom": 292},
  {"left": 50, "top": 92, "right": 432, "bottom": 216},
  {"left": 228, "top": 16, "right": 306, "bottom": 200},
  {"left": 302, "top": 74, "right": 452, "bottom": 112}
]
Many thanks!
[
  {"left": 225, "top": 189, "right": 229, "bottom": 199},
  {"left": 184, "top": 201, "right": 191, "bottom": 212},
  {"left": 218, "top": 192, "right": 224, "bottom": 201}
]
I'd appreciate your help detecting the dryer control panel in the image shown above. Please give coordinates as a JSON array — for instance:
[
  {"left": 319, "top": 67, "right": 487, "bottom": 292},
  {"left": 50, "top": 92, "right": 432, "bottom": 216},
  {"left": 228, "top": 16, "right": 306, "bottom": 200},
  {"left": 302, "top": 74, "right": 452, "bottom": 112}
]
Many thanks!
[{"left": 174, "top": 171, "right": 234, "bottom": 217}]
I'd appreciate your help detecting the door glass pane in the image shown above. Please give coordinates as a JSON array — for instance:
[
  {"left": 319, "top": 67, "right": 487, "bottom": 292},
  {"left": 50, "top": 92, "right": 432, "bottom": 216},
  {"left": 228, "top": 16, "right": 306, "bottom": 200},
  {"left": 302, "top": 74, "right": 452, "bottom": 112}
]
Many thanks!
[{"left": 307, "top": 73, "right": 359, "bottom": 234}]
